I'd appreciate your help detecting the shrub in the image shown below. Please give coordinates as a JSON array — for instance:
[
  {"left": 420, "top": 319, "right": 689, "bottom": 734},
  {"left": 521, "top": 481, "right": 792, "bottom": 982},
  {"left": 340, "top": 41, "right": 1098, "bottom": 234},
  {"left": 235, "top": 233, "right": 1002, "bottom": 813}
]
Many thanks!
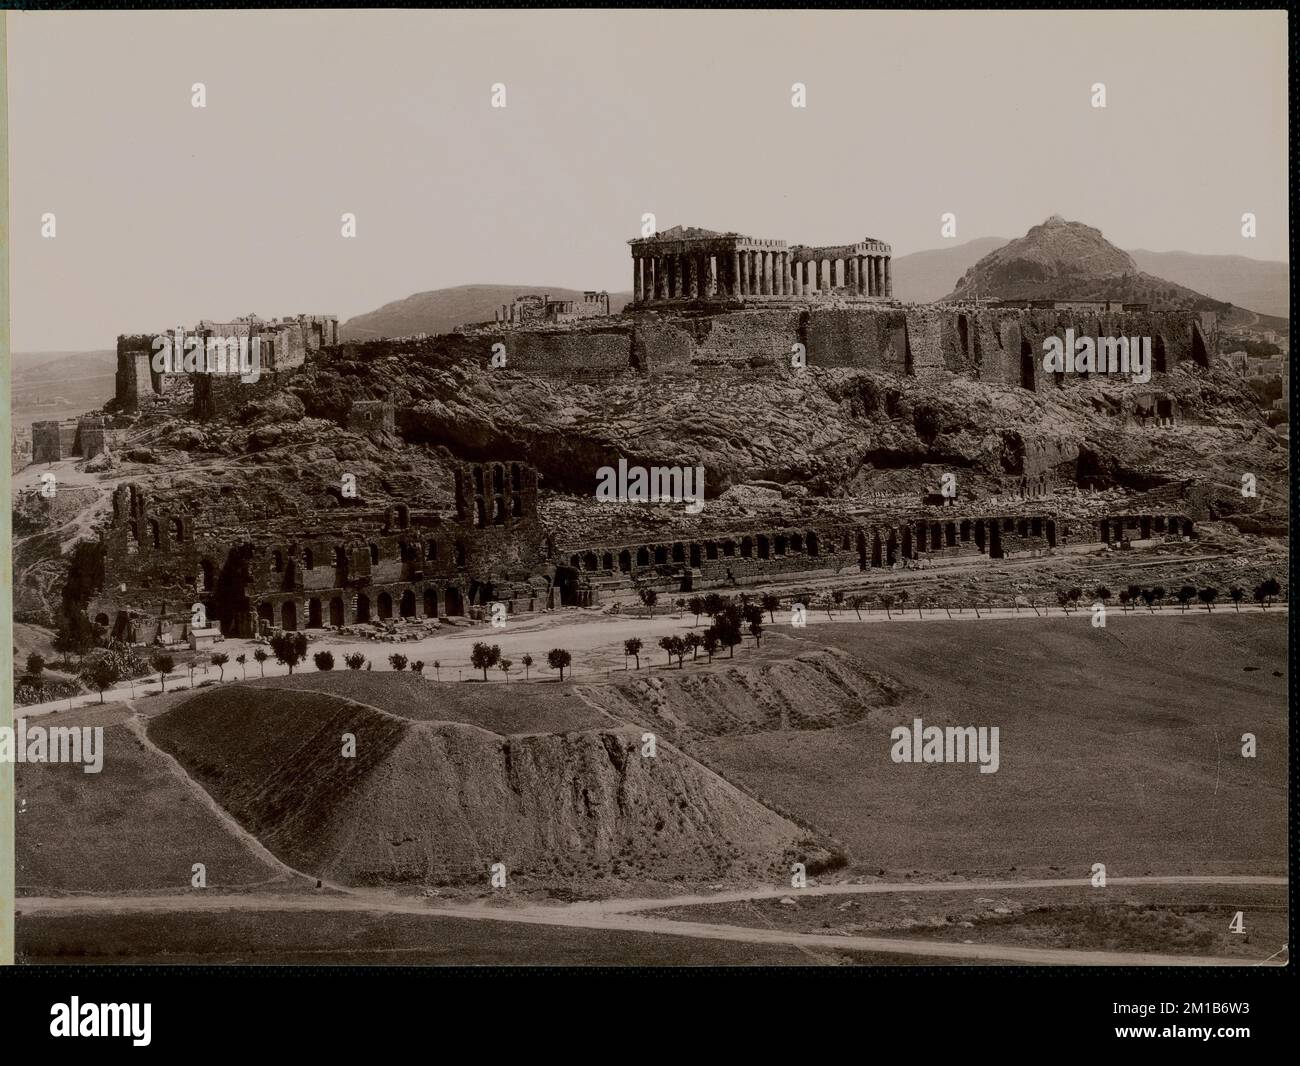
[{"left": 313, "top": 650, "right": 335, "bottom": 671}]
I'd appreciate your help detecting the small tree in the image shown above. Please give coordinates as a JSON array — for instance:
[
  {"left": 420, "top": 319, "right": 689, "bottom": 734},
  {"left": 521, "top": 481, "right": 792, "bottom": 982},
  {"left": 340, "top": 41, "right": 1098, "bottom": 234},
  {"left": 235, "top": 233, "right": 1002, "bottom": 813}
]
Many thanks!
[
  {"left": 314, "top": 650, "right": 335, "bottom": 671},
  {"left": 236, "top": 653, "right": 247, "bottom": 680},
  {"left": 1257, "top": 577, "right": 1281, "bottom": 609},
  {"left": 270, "top": 632, "right": 308, "bottom": 674},
  {"left": 1150, "top": 586, "right": 1166, "bottom": 611},
  {"left": 154, "top": 653, "right": 176, "bottom": 693},
  {"left": 658, "top": 635, "right": 675, "bottom": 667},
  {"left": 639, "top": 588, "right": 658, "bottom": 618},
  {"left": 81, "top": 656, "right": 121, "bottom": 704},
  {"left": 1140, "top": 588, "right": 1157, "bottom": 614},
  {"left": 389, "top": 653, "right": 408, "bottom": 671},
  {"left": 25, "top": 653, "right": 45, "bottom": 681},
  {"left": 624, "top": 637, "right": 643, "bottom": 670},
  {"left": 701, "top": 627, "right": 719, "bottom": 663},
  {"left": 498, "top": 658, "right": 512, "bottom": 683},
  {"left": 1176, "top": 585, "right": 1196, "bottom": 612},
  {"left": 668, "top": 636, "right": 687, "bottom": 669},
  {"left": 849, "top": 595, "right": 863, "bottom": 621},
  {"left": 1198, "top": 587, "right": 1218, "bottom": 612},
  {"left": 344, "top": 652, "right": 366, "bottom": 670},
  {"left": 1229, "top": 585, "right": 1244, "bottom": 612},
  {"left": 703, "top": 593, "right": 725, "bottom": 617},
  {"left": 688, "top": 596, "right": 705, "bottom": 625},
  {"left": 761, "top": 593, "right": 779, "bottom": 624},
  {"left": 674, "top": 598, "right": 686, "bottom": 619},
  {"left": 547, "top": 648, "right": 572, "bottom": 680},
  {"left": 411, "top": 660, "right": 424, "bottom": 675},
  {"left": 1093, "top": 586, "right": 1113, "bottom": 605},
  {"left": 211, "top": 651, "right": 229, "bottom": 682},
  {"left": 432, "top": 659, "right": 441, "bottom": 680},
  {"left": 880, "top": 592, "right": 895, "bottom": 620},
  {"left": 253, "top": 648, "right": 269, "bottom": 677},
  {"left": 520, "top": 653, "right": 532, "bottom": 681},
  {"left": 685, "top": 632, "right": 702, "bottom": 660},
  {"left": 471, "top": 641, "right": 501, "bottom": 681},
  {"left": 749, "top": 618, "right": 763, "bottom": 647},
  {"left": 1056, "top": 589, "right": 1073, "bottom": 615},
  {"left": 1117, "top": 590, "right": 1131, "bottom": 613}
]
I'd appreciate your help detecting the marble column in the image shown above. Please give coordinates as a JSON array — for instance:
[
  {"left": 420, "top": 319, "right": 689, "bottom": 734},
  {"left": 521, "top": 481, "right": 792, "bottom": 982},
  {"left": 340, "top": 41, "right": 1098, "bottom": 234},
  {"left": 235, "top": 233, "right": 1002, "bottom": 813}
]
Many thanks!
[
  {"left": 875, "top": 256, "right": 884, "bottom": 297},
  {"left": 762, "top": 251, "right": 772, "bottom": 295},
  {"left": 633, "top": 257, "right": 643, "bottom": 303},
  {"left": 847, "top": 257, "right": 858, "bottom": 296},
  {"left": 884, "top": 256, "right": 892, "bottom": 297},
  {"left": 730, "top": 250, "right": 741, "bottom": 297},
  {"left": 781, "top": 252, "right": 792, "bottom": 296},
  {"left": 866, "top": 256, "right": 876, "bottom": 296}
]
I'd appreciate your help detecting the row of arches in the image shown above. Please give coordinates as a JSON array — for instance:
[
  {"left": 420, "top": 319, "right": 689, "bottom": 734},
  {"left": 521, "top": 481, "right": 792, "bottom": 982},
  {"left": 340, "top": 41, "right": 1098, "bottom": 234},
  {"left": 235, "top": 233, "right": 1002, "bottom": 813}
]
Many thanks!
[
  {"left": 568, "top": 529, "right": 830, "bottom": 573},
  {"left": 255, "top": 584, "right": 470, "bottom": 631}
]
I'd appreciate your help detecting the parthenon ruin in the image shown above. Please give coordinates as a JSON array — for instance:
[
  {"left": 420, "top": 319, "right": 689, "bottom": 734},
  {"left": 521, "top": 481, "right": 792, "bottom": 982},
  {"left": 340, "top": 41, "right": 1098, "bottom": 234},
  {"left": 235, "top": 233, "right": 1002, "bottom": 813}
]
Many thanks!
[{"left": 629, "top": 225, "right": 893, "bottom": 305}]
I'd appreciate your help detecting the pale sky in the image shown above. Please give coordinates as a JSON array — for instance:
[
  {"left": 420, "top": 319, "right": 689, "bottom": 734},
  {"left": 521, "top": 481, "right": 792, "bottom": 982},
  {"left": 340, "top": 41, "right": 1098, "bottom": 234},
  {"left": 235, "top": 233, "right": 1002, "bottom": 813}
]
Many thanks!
[{"left": 6, "top": 8, "right": 1289, "bottom": 351}]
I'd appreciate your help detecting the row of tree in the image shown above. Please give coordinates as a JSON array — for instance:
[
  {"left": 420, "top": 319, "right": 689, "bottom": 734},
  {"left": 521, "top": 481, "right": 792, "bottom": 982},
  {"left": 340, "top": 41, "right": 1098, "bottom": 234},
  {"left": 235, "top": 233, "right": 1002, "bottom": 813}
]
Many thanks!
[{"left": 1058, "top": 578, "right": 1283, "bottom": 613}]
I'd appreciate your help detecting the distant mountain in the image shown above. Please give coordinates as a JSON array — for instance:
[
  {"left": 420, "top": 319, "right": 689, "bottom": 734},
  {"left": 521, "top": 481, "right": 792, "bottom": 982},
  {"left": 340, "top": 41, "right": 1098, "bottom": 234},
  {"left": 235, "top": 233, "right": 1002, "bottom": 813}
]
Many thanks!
[
  {"left": 943, "top": 216, "right": 1241, "bottom": 316},
  {"left": 339, "top": 285, "right": 633, "bottom": 341},
  {"left": 1127, "top": 249, "right": 1289, "bottom": 320},
  {"left": 897, "top": 225, "right": 1287, "bottom": 322},
  {"left": 891, "top": 237, "right": 1010, "bottom": 303}
]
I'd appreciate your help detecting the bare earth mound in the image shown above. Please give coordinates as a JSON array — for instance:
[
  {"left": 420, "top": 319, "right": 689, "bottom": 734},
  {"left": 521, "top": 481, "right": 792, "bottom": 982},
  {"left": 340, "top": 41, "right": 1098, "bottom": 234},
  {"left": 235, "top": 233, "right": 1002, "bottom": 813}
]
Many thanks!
[
  {"left": 149, "top": 681, "right": 813, "bottom": 887},
  {"left": 589, "top": 644, "right": 900, "bottom": 738}
]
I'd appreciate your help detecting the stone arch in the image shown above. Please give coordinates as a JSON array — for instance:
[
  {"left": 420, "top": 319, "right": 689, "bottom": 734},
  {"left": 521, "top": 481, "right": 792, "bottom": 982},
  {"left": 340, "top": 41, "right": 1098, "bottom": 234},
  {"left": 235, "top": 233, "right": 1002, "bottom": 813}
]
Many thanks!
[
  {"left": 335, "top": 545, "right": 348, "bottom": 570},
  {"left": 886, "top": 530, "right": 898, "bottom": 565},
  {"left": 806, "top": 531, "right": 819, "bottom": 556},
  {"left": 303, "top": 547, "right": 314, "bottom": 570},
  {"left": 959, "top": 519, "right": 971, "bottom": 542},
  {"left": 619, "top": 549, "right": 632, "bottom": 572},
  {"left": 671, "top": 542, "right": 685, "bottom": 563},
  {"left": 475, "top": 499, "right": 487, "bottom": 528},
  {"left": 689, "top": 542, "right": 702, "bottom": 567},
  {"left": 308, "top": 598, "right": 322, "bottom": 628},
  {"left": 355, "top": 593, "right": 371, "bottom": 623},
  {"left": 945, "top": 522, "right": 957, "bottom": 547},
  {"left": 148, "top": 519, "right": 161, "bottom": 548},
  {"left": 1017, "top": 519, "right": 1029, "bottom": 537},
  {"left": 636, "top": 546, "right": 650, "bottom": 567},
  {"left": 272, "top": 550, "right": 284, "bottom": 572},
  {"left": 917, "top": 523, "right": 928, "bottom": 553},
  {"left": 257, "top": 602, "right": 273, "bottom": 627},
  {"left": 757, "top": 535, "right": 770, "bottom": 560},
  {"left": 368, "top": 542, "right": 380, "bottom": 564},
  {"left": 705, "top": 541, "right": 719, "bottom": 560},
  {"left": 1020, "top": 336, "right": 1036, "bottom": 390},
  {"left": 424, "top": 588, "right": 438, "bottom": 617},
  {"left": 856, "top": 530, "right": 867, "bottom": 570},
  {"left": 1046, "top": 520, "right": 1057, "bottom": 548},
  {"left": 773, "top": 534, "right": 787, "bottom": 556},
  {"left": 740, "top": 537, "right": 752, "bottom": 558},
  {"left": 584, "top": 551, "right": 598, "bottom": 571},
  {"left": 1153, "top": 335, "right": 1168, "bottom": 373},
  {"left": 200, "top": 558, "right": 214, "bottom": 591},
  {"left": 602, "top": 552, "right": 614, "bottom": 571},
  {"left": 722, "top": 539, "right": 736, "bottom": 557},
  {"left": 975, "top": 521, "right": 986, "bottom": 551},
  {"left": 94, "top": 612, "right": 110, "bottom": 627},
  {"left": 281, "top": 601, "right": 297, "bottom": 631},
  {"left": 654, "top": 545, "right": 668, "bottom": 565},
  {"left": 425, "top": 539, "right": 438, "bottom": 561},
  {"left": 872, "top": 531, "right": 882, "bottom": 568},
  {"left": 400, "top": 589, "right": 416, "bottom": 617},
  {"left": 377, "top": 591, "right": 393, "bottom": 619},
  {"left": 329, "top": 596, "right": 345, "bottom": 626},
  {"left": 170, "top": 516, "right": 184, "bottom": 543},
  {"left": 445, "top": 586, "right": 463, "bottom": 615}
]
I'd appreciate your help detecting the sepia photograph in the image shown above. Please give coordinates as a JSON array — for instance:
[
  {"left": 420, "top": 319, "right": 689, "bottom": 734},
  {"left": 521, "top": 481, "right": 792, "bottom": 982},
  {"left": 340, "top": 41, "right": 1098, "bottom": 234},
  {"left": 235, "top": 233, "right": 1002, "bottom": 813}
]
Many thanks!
[{"left": 0, "top": 4, "right": 1292, "bottom": 1041}]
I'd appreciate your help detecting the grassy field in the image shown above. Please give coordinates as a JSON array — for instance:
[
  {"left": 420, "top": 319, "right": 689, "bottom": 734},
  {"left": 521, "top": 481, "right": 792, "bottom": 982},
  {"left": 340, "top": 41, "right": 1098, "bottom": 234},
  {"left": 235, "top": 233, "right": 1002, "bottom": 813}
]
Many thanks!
[
  {"left": 693, "top": 613, "right": 1288, "bottom": 878},
  {"left": 653, "top": 883, "right": 1287, "bottom": 961},
  {"left": 15, "top": 723, "right": 295, "bottom": 895},
  {"left": 14, "top": 910, "right": 984, "bottom": 966},
  {"left": 249, "top": 671, "right": 611, "bottom": 734}
]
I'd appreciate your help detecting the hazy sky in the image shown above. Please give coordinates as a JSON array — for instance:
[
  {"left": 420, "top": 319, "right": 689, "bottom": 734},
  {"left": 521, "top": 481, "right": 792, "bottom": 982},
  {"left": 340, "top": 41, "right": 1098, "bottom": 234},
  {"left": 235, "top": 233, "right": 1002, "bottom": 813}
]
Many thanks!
[{"left": 6, "top": 9, "right": 1289, "bottom": 351}]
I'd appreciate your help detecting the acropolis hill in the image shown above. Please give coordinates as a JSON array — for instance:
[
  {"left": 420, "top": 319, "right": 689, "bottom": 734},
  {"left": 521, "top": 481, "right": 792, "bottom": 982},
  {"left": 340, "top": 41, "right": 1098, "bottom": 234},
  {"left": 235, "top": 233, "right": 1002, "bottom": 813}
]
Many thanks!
[{"left": 11, "top": 217, "right": 1284, "bottom": 641}]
